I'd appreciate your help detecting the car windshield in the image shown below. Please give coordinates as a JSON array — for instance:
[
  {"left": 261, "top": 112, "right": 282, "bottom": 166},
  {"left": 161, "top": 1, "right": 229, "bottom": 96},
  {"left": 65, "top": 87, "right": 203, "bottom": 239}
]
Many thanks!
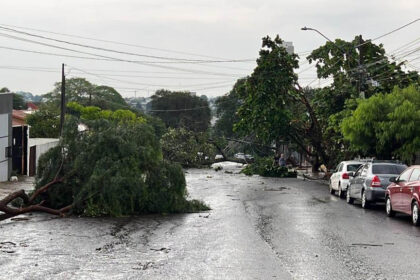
[
  {"left": 347, "top": 164, "right": 362, "bottom": 172},
  {"left": 372, "top": 164, "right": 406, "bottom": 175}
]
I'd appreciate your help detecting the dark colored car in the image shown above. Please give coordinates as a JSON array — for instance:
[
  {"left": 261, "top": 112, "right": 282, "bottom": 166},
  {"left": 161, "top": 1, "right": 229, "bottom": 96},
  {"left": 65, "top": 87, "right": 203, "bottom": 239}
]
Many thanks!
[
  {"left": 346, "top": 162, "right": 407, "bottom": 208},
  {"left": 385, "top": 166, "right": 420, "bottom": 226}
]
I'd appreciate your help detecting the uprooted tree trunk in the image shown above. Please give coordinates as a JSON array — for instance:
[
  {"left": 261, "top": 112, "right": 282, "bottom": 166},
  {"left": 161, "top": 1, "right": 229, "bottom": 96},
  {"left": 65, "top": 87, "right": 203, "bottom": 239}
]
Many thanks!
[
  {"left": 0, "top": 158, "right": 73, "bottom": 222},
  {"left": 0, "top": 178, "right": 72, "bottom": 221}
]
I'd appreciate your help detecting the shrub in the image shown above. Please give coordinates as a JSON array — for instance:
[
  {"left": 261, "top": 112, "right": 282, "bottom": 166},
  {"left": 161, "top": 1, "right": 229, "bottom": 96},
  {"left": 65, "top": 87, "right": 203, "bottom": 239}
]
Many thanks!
[{"left": 241, "top": 157, "right": 297, "bottom": 178}]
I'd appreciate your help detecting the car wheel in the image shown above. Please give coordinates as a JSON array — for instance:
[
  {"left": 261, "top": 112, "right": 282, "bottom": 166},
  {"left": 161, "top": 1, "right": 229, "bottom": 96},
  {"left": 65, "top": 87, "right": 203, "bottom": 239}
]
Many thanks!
[
  {"left": 338, "top": 183, "right": 345, "bottom": 199},
  {"left": 346, "top": 187, "right": 354, "bottom": 204},
  {"left": 329, "top": 181, "right": 335, "bottom": 195},
  {"left": 412, "top": 202, "right": 420, "bottom": 226},
  {"left": 386, "top": 196, "right": 395, "bottom": 217},
  {"left": 361, "top": 190, "right": 369, "bottom": 209}
]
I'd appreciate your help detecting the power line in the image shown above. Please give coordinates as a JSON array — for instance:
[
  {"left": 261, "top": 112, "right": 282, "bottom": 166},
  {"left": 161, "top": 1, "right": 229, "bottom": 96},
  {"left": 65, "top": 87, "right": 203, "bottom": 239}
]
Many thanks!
[
  {"left": 0, "top": 32, "right": 247, "bottom": 77},
  {"left": 355, "top": 18, "right": 420, "bottom": 48},
  {"left": 0, "top": 23, "right": 311, "bottom": 62},
  {"left": 0, "top": 25, "right": 255, "bottom": 63},
  {"left": 0, "top": 23, "right": 253, "bottom": 61},
  {"left": 69, "top": 70, "right": 240, "bottom": 80},
  {"left": 0, "top": 45, "right": 114, "bottom": 61},
  {"left": 0, "top": 65, "right": 59, "bottom": 73},
  {"left": 68, "top": 65, "right": 237, "bottom": 88}
]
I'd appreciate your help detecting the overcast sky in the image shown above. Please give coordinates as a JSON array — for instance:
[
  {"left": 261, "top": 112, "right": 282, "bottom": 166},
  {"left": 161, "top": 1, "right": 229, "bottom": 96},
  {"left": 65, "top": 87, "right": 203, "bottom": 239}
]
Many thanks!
[{"left": 0, "top": 0, "right": 418, "bottom": 98}]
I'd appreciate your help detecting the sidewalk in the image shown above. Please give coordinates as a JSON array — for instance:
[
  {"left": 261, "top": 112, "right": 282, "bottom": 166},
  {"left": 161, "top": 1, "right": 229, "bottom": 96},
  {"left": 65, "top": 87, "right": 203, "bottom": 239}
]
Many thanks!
[{"left": 0, "top": 176, "right": 35, "bottom": 199}]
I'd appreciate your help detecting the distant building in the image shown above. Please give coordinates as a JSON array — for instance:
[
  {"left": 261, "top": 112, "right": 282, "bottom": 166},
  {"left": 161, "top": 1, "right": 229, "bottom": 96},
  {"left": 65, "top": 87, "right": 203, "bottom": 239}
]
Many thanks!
[
  {"left": 282, "top": 42, "right": 294, "bottom": 55},
  {"left": 26, "top": 102, "right": 39, "bottom": 111},
  {"left": 0, "top": 93, "right": 13, "bottom": 182}
]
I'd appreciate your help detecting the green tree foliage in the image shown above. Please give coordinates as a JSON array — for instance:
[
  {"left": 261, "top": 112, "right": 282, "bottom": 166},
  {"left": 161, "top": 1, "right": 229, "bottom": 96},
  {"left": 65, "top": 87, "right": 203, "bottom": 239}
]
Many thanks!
[
  {"left": 232, "top": 36, "right": 331, "bottom": 169},
  {"left": 306, "top": 36, "right": 420, "bottom": 166},
  {"left": 26, "top": 103, "right": 60, "bottom": 138},
  {"left": 307, "top": 35, "right": 419, "bottom": 100},
  {"left": 67, "top": 102, "right": 145, "bottom": 123},
  {"left": 214, "top": 79, "right": 245, "bottom": 138},
  {"left": 150, "top": 89, "right": 211, "bottom": 132},
  {"left": 342, "top": 85, "right": 420, "bottom": 163},
  {"left": 160, "top": 128, "right": 216, "bottom": 167},
  {"left": 34, "top": 115, "right": 209, "bottom": 216},
  {"left": 13, "top": 93, "right": 26, "bottom": 109},
  {"left": 234, "top": 36, "right": 299, "bottom": 146},
  {"left": 43, "top": 77, "right": 128, "bottom": 111}
]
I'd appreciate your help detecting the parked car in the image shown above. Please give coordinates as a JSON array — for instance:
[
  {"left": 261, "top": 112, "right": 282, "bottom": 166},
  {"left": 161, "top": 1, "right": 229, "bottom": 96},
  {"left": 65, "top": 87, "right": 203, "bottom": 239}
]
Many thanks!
[
  {"left": 329, "top": 161, "right": 363, "bottom": 198},
  {"left": 346, "top": 162, "right": 407, "bottom": 208},
  {"left": 234, "top": 153, "right": 254, "bottom": 161},
  {"left": 385, "top": 166, "right": 420, "bottom": 226}
]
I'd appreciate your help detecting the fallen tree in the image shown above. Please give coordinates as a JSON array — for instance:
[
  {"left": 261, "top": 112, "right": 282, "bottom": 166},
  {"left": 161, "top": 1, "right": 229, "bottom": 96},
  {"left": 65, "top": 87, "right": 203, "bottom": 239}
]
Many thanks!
[{"left": 1, "top": 106, "right": 209, "bottom": 221}]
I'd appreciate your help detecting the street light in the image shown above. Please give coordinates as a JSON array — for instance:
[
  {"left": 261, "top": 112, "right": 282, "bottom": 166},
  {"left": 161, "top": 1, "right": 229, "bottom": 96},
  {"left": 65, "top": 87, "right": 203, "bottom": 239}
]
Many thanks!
[
  {"left": 301, "top": 26, "right": 364, "bottom": 97},
  {"left": 301, "top": 26, "right": 346, "bottom": 54},
  {"left": 301, "top": 26, "right": 335, "bottom": 44}
]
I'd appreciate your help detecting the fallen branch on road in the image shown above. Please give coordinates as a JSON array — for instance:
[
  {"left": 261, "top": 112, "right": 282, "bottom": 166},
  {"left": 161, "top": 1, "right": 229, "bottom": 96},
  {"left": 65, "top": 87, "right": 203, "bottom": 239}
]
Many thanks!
[
  {"left": 0, "top": 185, "right": 72, "bottom": 221},
  {"left": 0, "top": 159, "right": 72, "bottom": 222},
  {"left": 302, "top": 173, "right": 329, "bottom": 181}
]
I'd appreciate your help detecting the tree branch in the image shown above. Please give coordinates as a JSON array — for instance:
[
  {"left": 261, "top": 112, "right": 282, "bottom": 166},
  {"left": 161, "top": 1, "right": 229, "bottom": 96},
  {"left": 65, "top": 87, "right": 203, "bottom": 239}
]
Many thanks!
[{"left": 28, "top": 178, "right": 63, "bottom": 204}]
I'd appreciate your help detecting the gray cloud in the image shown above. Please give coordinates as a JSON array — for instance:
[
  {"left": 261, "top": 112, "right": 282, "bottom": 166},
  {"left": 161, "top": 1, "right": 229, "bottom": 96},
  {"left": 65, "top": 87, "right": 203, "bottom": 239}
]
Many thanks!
[{"left": 0, "top": 0, "right": 418, "bottom": 97}]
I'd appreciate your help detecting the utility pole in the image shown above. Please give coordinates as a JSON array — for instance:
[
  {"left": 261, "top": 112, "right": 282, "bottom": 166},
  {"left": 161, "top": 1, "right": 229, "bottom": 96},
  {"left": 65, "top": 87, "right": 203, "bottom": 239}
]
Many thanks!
[
  {"left": 357, "top": 35, "right": 365, "bottom": 98},
  {"left": 60, "top": 63, "right": 66, "bottom": 136}
]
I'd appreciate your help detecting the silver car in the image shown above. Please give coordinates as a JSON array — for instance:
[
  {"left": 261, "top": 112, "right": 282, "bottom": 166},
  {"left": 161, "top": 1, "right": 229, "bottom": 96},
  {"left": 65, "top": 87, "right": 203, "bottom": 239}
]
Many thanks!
[{"left": 346, "top": 162, "right": 407, "bottom": 208}]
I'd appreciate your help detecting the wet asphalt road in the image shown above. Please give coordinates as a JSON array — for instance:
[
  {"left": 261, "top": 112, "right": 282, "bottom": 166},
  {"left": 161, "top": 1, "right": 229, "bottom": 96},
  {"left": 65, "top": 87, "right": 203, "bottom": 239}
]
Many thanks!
[{"left": 1, "top": 162, "right": 420, "bottom": 279}]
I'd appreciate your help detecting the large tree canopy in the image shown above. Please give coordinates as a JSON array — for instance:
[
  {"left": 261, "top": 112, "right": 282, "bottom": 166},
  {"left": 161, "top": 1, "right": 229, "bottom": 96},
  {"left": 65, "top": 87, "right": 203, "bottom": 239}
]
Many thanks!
[
  {"left": 342, "top": 85, "right": 420, "bottom": 163},
  {"left": 305, "top": 35, "right": 420, "bottom": 166},
  {"left": 213, "top": 78, "right": 245, "bottom": 138},
  {"left": 229, "top": 35, "right": 332, "bottom": 169},
  {"left": 234, "top": 35, "right": 299, "bottom": 146},
  {"left": 150, "top": 89, "right": 211, "bottom": 132},
  {"left": 31, "top": 107, "right": 208, "bottom": 217},
  {"left": 307, "top": 35, "right": 420, "bottom": 101},
  {"left": 43, "top": 77, "right": 128, "bottom": 111}
]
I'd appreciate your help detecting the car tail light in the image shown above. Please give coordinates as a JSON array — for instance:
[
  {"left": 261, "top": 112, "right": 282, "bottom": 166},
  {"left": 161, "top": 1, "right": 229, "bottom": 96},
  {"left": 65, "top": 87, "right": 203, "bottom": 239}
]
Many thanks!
[
  {"left": 342, "top": 173, "right": 349, "bottom": 179},
  {"left": 371, "top": 175, "right": 381, "bottom": 187}
]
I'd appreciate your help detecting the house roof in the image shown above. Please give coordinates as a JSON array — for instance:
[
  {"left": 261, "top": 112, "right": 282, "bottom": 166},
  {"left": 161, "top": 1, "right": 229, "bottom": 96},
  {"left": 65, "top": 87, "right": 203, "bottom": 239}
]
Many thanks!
[
  {"left": 26, "top": 102, "right": 39, "bottom": 110},
  {"left": 12, "top": 110, "right": 28, "bottom": 126}
]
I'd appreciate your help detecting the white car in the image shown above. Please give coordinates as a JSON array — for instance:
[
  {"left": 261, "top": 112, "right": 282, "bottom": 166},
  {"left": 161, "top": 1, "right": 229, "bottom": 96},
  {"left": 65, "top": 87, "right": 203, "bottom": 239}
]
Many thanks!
[
  {"left": 329, "top": 161, "right": 363, "bottom": 198},
  {"left": 234, "top": 153, "right": 254, "bottom": 161}
]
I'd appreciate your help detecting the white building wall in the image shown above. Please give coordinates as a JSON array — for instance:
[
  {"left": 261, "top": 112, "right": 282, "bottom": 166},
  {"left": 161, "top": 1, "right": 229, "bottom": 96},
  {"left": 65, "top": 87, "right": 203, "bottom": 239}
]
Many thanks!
[
  {"left": 35, "top": 141, "right": 59, "bottom": 169},
  {"left": 0, "top": 114, "right": 9, "bottom": 181},
  {"left": 28, "top": 138, "right": 59, "bottom": 176}
]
